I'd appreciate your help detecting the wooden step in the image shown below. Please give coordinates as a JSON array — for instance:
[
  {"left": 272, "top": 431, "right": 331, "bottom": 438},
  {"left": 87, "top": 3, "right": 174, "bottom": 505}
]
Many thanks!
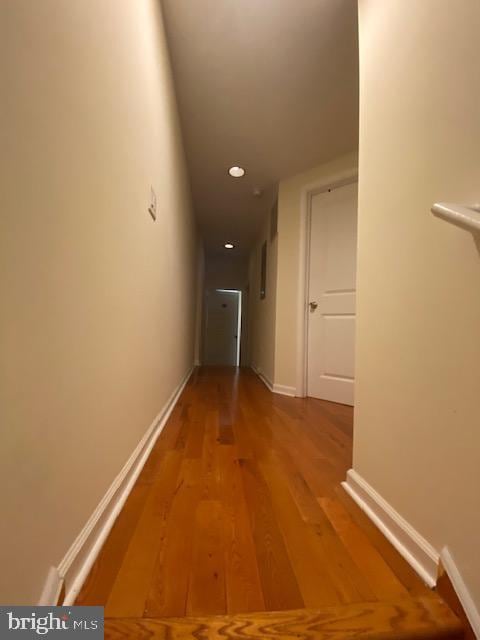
[{"left": 104, "top": 594, "right": 463, "bottom": 639}]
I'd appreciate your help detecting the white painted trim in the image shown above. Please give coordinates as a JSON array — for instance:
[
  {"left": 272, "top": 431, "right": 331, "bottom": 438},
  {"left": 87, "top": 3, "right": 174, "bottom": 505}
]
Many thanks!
[
  {"left": 51, "top": 366, "right": 194, "bottom": 606},
  {"left": 251, "top": 364, "right": 274, "bottom": 392},
  {"left": 342, "top": 469, "right": 439, "bottom": 587},
  {"left": 273, "top": 383, "right": 296, "bottom": 397},
  {"left": 440, "top": 546, "right": 480, "bottom": 639},
  {"left": 236, "top": 290, "right": 242, "bottom": 367},
  {"left": 251, "top": 365, "right": 297, "bottom": 397},
  {"left": 296, "top": 169, "right": 358, "bottom": 398},
  {"left": 38, "top": 567, "right": 63, "bottom": 606}
]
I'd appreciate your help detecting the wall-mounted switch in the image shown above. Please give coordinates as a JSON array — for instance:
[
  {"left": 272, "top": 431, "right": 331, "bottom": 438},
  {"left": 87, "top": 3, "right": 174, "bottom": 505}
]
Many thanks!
[{"left": 148, "top": 187, "right": 157, "bottom": 221}]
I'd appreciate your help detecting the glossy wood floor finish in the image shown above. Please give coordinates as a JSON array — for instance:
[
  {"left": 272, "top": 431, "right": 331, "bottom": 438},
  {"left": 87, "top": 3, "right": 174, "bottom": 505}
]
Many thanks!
[{"left": 77, "top": 367, "right": 462, "bottom": 639}]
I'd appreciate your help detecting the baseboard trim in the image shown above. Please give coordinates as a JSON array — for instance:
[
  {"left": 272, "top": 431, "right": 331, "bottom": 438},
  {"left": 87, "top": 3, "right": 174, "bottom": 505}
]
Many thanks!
[
  {"left": 38, "top": 567, "right": 64, "bottom": 606},
  {"left": 251, "top": 365, "right": 274, "bottom": 392},
  {"left": 440, "top": 546, "right": 480, "bottom": 638},
  {"left": 273, "top": 383, "right": 296, "bottom": 397},
  {"left": 251, "top": 366, "right": 296, "bottom": 397},
  {"left": 53, "top": 366, "right": 194, "bottom": 606},
  {"left": 342, "top": 469, "right": 439, "bottom": 587}
]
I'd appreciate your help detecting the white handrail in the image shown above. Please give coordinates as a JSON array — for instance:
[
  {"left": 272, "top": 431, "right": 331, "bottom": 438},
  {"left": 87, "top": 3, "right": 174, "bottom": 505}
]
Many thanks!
[{"left": 431, "top": 202, "right": 480, "bottom": 232}]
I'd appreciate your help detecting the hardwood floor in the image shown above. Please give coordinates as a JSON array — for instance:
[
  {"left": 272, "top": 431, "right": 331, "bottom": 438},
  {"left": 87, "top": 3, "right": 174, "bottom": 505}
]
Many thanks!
[
  {"left": 76, "top": 367, "right": 462, "bottom": 638},
  {"left": 104, "top": 597, "right": 462, "bottom": 639}
]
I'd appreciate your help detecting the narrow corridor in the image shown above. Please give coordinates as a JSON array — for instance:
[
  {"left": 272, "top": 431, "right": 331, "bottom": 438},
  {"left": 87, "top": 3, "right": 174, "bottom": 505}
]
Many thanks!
[
  {"left": 3, "top": 1, "right": 479, "bottom": 635},
  {"left": 75, "top": 368, "right": 459, "bottom": 637}
]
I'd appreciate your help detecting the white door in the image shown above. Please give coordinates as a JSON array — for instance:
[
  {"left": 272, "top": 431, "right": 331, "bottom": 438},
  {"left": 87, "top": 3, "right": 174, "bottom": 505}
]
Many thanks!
[
  {"left": 307, "top": 182, "right": 358, "bottom": 405},
  {"left": 203, "top": 289, "right": 240, "bottom": 366}
]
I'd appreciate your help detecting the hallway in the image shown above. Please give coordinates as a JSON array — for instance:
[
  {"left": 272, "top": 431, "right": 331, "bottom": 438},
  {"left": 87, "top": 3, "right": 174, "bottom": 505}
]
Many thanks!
[
  {"left": 76, "top": 368, "right": 459, "bottom": 637},
  {"left": 3, "top": 1, "right": 480, "bottom": 635}
]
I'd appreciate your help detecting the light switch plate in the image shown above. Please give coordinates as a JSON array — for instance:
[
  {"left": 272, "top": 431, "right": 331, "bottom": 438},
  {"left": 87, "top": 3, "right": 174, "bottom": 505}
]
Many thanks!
[{"left": 148, "top": 187, "right": 157, "bottom": 221}]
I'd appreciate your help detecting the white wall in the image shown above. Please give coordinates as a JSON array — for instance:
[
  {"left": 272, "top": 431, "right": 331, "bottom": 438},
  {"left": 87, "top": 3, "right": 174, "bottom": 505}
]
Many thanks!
[
  {"left": 0, "top": 0, "right": 197, "bottom": 604},
  {"left": 275, "top": 152, "right": 358, "bottom": 391},
  {"left": 355, "top": 0, "right": 480, "bottom": 609}
]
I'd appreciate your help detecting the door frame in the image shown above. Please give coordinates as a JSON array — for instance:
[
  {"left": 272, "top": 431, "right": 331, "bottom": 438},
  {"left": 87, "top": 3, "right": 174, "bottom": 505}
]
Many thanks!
[
  {"left": 202, "top": 288, "right": 243, "bottom": 366},
  {"left": 296, "top": 170, "right": 358, "bottom": 397}
]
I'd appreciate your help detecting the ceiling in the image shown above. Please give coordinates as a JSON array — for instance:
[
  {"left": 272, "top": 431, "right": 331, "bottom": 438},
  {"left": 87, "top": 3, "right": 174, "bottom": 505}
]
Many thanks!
[{"left": 162, "top": 0, "right": 359, "bottom": 256}]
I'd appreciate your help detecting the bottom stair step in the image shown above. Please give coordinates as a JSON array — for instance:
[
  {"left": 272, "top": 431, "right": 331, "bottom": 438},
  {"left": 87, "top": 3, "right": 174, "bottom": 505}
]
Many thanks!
[{"left": 104, "top": 594, "right": 463, "bottom": 639}]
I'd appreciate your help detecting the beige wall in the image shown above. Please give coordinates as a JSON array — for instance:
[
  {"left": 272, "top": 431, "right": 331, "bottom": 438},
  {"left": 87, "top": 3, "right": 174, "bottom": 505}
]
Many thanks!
[
  {"left": 204, "top": 254, "right": 249, "bottom": 292},
  {"left": 194, "top": 239, "right": 205, "bottom": 365},
  {"left": 355, "top": 0, "right": 480, "bottom": 606},
  {"left": 248, "top": 212, "right": 278, "bottom": 383},
  {"left": 1, "top": 0, "right": 197, "bottom": 604},
  {"left": 275, "top": 152, "right": 358, "bottom": 391}
]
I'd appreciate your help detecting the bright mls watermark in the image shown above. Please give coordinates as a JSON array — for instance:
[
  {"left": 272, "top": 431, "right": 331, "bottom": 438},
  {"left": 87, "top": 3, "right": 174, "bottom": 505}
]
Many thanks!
[{"left": 0, "top": 607, "right": 103, "bottom": 638}]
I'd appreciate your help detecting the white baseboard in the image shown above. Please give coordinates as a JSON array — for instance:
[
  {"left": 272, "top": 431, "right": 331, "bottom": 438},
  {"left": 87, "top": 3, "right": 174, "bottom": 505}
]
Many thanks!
[
  {"left": 38, "top": 566, "right": 63, "bottom": 606},
  {"left": 342, "top": 469, "right": 439, "bottom": 587},
  {"left": 51, "top": 366, "right": 194, "bottom": 606},
  {"left": 251, "top": 366, "right": 296, "bottom": 397},
  {"left": 273, "top": 383, "right": 296, "bottom": 397},
  {"left": 440, "top": 546, "right": 480, "bottom": 638},
  {"left": 251, "top": 365, "right": 274, "bottom": 392}
]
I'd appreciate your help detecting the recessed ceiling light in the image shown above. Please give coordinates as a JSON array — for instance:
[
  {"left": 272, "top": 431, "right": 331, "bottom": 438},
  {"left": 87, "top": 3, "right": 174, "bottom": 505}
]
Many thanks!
[
  {"left": 228, "top": 166, "right": 245, "bottom": 178},
  {"left": 224, "top": 243, "right": 235, "bottom": 249}
]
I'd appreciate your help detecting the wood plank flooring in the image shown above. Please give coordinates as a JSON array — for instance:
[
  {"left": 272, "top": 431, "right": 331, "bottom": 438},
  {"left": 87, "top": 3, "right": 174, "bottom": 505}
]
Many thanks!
[
  {"left": 76, "top": 367, "right": 462, "bottom": 639},
  {"left": 104, "top": 596, "right": 463, "bottom": 639}
]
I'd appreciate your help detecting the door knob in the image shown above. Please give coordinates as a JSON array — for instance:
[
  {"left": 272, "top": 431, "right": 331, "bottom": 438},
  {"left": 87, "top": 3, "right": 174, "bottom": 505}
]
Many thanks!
[{"left": 309, "top": 301, "right": 318, "bottom": 311}]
